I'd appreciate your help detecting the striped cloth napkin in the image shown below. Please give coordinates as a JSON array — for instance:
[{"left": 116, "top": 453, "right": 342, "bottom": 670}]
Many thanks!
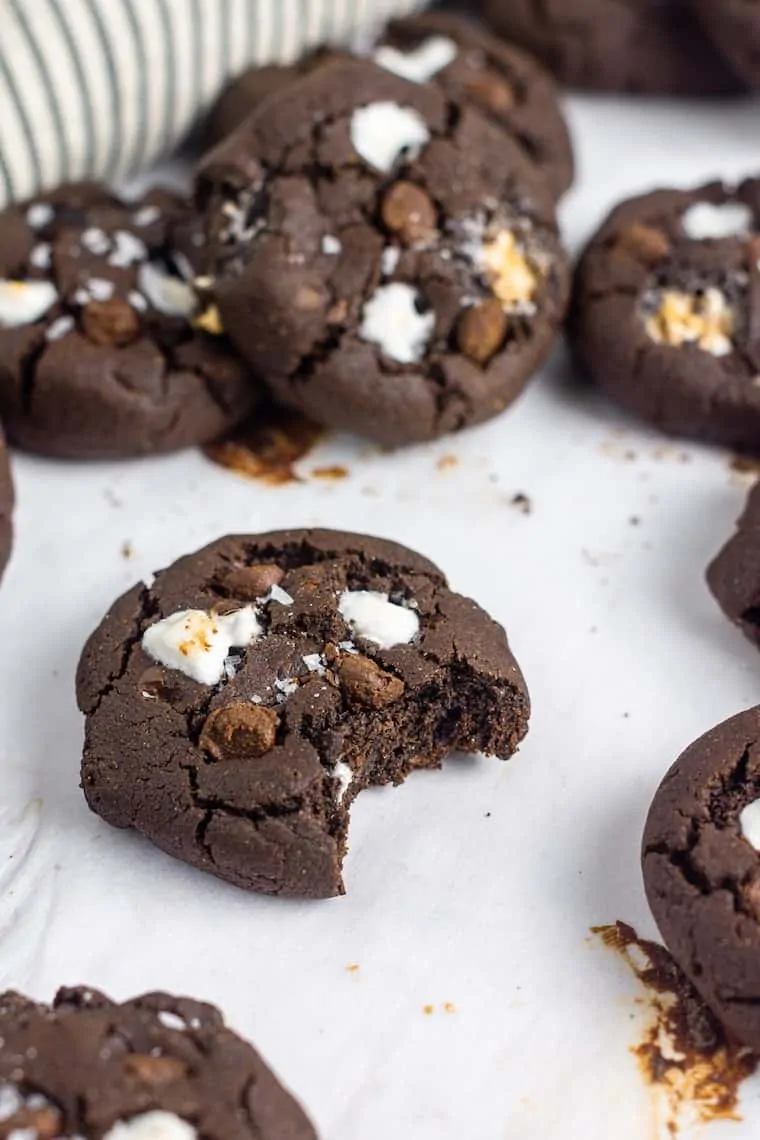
[{"left": 0, "top": 0, "right": 429, "bottom": 208}]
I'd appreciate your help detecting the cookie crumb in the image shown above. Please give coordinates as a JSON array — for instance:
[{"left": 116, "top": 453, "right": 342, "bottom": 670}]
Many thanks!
[
  {"left": 311, "top": 465, "right": 349, "bottom": 481},
  {"left": 422, "top": 1005, "right": 434, "bottom": 1016},
  {"left": 443, "top": 1002, "right": 456, "bottom": 1014},
  {"left": 346, "top": 964, "right": 360, "bottom": 974},
  {"left": 436, "top": 454, "right": 459, "bottom": 472},
  {"left": 592, "top": 922, "right": 757, "bottom": 1132},
  {"left": 629, "top": 516, "right": 640, "bottom": 527},
  {"left": 121, "top": 541, "right": 134, "bottom": 560},
  {"left": 510, "top": 492, "right": 532, "bottom": 515}
]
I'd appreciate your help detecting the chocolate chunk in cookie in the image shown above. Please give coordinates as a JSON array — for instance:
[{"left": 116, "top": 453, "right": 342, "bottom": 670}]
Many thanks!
[
  {"left": 195, "top": 57, "right": 570, "bottom": 447},
  {"left": 0, "top": 183, "right": 260, "bottom": 458},
  {"left": 77, "top": 529, "right": 530, "bottom": 898},
  {"left": 572, "top": 181, "right": 760, "bottom": 450},
  {"left": 376, "top": 11, "right": 574, "bottom": 201},
  {"left": 642, "top": 706, "right": 760, "bottom": 1052},
  {"left": 480, "top": 0, "right": 744, "bottom": 95},
  {"left": 693, "top": 1, "right": 760, "bottom": 89},
  {"left": 0, "top": 426, "right": 13, "bottom": 584},
  {"left": 0, "top": 987, "right": 316, "bottom": 1140},
  {"left": 707, "top": 481, "right": 760, "bottom": 648}
]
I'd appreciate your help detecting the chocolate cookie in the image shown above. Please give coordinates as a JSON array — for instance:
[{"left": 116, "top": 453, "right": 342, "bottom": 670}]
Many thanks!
[
  {"left": 77, "top": 529, "right": 530, "bottom": 898},
  {"left": 707, "top": 481, "right": 760, "bottom": 648},
  {"left": 480, "top": 0, "right": 744, "bottom": 95},
  {"left": 572, "top": 181, "right": 760, "bottom": 450},
  {"left": 196, "top": 57, "right": 570, "bottom": 447},
  {"left": 693, "top": 1, "right": 760, "bottom": 88},
  {"left": 376, "top": 12, "right": 574, "bottom": 201},
  {"left": 0, "top": 183, "right": 258, "bottom": 458},
  {"left": 642, "top": 706, "right": 760, "bottom": 1051},
  {"left": 0, "top": 986, "right": 316, "bottom": 1140},
  {"left": 0, "top": 427, "right": 13, "bottom": 583}
]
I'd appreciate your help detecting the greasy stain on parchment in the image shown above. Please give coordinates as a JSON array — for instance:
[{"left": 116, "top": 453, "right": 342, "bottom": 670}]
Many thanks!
[
  {"left": 593, "top": 922, "right": 757, "bottom": 1136},
  {"left": 204, "top": 405, "right": 325, "bottom": 485}
]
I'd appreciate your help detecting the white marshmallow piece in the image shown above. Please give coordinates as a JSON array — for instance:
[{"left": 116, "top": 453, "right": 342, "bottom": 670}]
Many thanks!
[
  {"left": 374, "top": 36, "right": 458, "bottom": 84},
  {"left": 331, "top": 760, "right": 354, "bottom": 803},
  {"left": 681, "top": 201, "right": 753, "bottom": 241},
  {"left": 132, "top": 204, "right": 161, "bottom": 228},
  {"left": 359, "top": 282, "right": 434, "bottom": 363},
  {"left": 142, "top": 606, "right": 262, "bottom": 685},
  {"left": 103, "top": 1112, "right": 197, "bottom": 1140},
  {"left": 109, "top": 230, "right": 148, "bottom": 268},
  {"left": 740, "top": 797, "right": 760, "bottom": 851},
  {"left": 0, "top": 1087, "right": 23, "bottom": 1122},
  {"left": 0, "top": 279, "right": 58, "bottom": 327},
  {"left": 339, "top": 590, "right": 419, "bottom": 649},
  {"left": 350, "top": 101, "right": 430, "bottom": 173},
  {"left": 25, "top": 203, "right": 54, "bottom": 230},
  {"left": 265, "top": 584, "right": 294, "bottom": 606},
  {"left": 322, "top": 234, "right": 342, "bottom": 255},
  {"left": 137, "top": 261, "right": 198, "bottom": 318}
]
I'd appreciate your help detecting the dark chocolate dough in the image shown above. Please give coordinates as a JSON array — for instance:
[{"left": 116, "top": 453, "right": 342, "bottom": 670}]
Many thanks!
[{"left": 480, "top": 0, "right": 744, "bottom": 95}]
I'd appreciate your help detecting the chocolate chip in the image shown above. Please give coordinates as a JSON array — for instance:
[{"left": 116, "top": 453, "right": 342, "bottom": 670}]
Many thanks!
[
  {"left": 138, "top": 666, "right": 172, "bottom": 702},
  {"left": 381, "top": 181, "right": 438, "bottom": 246},
  {"left": 465, "top": 70, "right": 516, "bottom": 114},
  {"left": 222, "top": 562, "right": 284, "bottom": 600},
  {"left": 614, "top": 224, "right": 670, "bottom": 266},
  {"left": 326, "top": 299, "right": 349, "bottom": 325},
  {"left": 81, "top": 297, "right": 141, "bottom": 346},
  {"left": 338, "top": 654, "right": 405, "bottom": 708},
  {"left": 199, "top": 702, "right": 279, "bottom": 760},
  {"left": 457, "top": 298, "right": 508, "bottom": 364},
  {"left": 124, "top": 1053, "right": 189, "bottom": 1085},
  {"left": 1, "top": 1108, "right": 63, "bottom": 1140}
]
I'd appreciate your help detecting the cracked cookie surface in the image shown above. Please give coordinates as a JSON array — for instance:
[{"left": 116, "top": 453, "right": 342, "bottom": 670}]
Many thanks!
[
  {"left": 0, "top": 183, "right": 259, "bottom": 458},
  {"left": 196, "top": 57, "right": 570, "bottom": 446},
  {"left": 0, "top": 427, "right": 13, "bottom": 583},
  {"left": 708, "top": 481, "right": 760, "bottom": 648},
  {"left": 77, "top": 529, "right": 530, "bottom": 898},
  {"left": 0, "top": 986, "right": 316, "bottom": 1140},
  {"left": 642, "top": 707, "right": 760, "bottom": 1051},
  {"left": 572, "top": 180, "right": 760, "bottom": 449},
  {"left": 377, "top": 11, "right": 574, "bottom": 201},
  {"left": 480, "top": 0, "right": 744, "bottom": 95},
  {"left": 693, "top": 0, "right": 760, "bottom": 88}
]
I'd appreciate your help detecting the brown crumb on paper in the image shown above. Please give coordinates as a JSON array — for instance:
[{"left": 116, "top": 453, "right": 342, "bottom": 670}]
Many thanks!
[
  {"left": 312, "top": 465, "right": 349, "bottom": 481},
  {"left": 592, "top": 922, "right": 757, "bottom": 1134},
  {"left": 443, "top": 1002, "right": 456, "bottom": 1014},
  {"left": 204, "top": 405, "right": 325, "bottom": 486},
  {"left": 731, "top": 454, "right": 760, "bottom": 476},
  {"left": 510, "top": 492, "right": 532, "bottom": 515},
  {"left": 436, "top": 454, "right": 459, "bottom": 472},
  {"left": 121, "top": 541, "right": 133, "bottom": 559},
  {"left": 422, "top": 1005, "right": 434, "bottom": 1016},
  {"left": 345, "top": 964, "right": 360, "bottom": 974}
]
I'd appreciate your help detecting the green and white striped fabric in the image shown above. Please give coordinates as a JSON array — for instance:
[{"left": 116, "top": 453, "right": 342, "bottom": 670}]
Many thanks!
[{"left": 0, "top": 0, "right": 429, "bottom": 208}]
